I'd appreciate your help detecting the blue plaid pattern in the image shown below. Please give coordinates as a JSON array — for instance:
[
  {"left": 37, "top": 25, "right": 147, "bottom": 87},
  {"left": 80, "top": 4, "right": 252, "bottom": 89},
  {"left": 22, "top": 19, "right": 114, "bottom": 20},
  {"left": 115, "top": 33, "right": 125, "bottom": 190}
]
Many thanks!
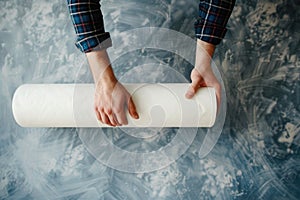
[
  {"left": 195, "top": 0, "right": 236, "bottom": 45},
  {"left": 67, "top": 0, "right": 112, "bottom": 53},
  {"left": 67, "top": 0, "right": 235, "bottom": 52}
]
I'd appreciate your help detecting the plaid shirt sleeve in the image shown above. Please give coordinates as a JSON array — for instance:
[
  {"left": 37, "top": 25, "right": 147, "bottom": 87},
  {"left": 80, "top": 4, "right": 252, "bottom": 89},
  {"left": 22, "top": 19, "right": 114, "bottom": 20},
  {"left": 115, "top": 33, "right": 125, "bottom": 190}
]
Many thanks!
[
  {"left": 67, "top": 0, "right": 112, "bottom": 53},
  {"left": 195, "top": 0, "right": 235, "bottom": 45}
]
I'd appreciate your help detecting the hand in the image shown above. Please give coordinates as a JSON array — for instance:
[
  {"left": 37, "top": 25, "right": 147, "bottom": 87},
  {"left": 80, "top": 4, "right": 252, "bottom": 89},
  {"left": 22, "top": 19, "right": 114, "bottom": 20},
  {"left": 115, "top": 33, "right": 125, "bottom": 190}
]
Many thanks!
[
  {"left": 86, "top": 49, "right": 139, "bottom": 126},
  {"left": 94, "top": 73, "right": 139, "bottom": 126},
  {"left": 185, "top": 39, "right": 221, "bottom": 109}
]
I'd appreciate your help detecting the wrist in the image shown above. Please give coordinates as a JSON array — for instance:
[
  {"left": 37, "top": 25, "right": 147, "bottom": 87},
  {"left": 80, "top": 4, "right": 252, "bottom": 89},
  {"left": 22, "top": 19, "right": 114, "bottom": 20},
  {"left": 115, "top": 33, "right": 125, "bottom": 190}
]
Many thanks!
[
  {"left": 99, "top": 66, "right": 117, "bottom": 84},
  {"left": 196, "top": 39, "right": 215, "bottom": 57},
  {"left": 86, "top": 49, "right": 117, "bottom": 84},
  {"left": 195, "top": 39, "right": 216, "bottom": 73},
  {"left": 93, "top": 66, "right": 118, "bottom": 94}
]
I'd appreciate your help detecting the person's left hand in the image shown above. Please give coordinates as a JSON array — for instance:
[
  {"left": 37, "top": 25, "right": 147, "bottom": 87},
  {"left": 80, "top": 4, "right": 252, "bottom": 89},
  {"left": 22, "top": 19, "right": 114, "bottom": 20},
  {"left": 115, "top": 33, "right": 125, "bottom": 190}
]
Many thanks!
[
  {"left": 185, "top": 67, "right": 221, "bottom": 109},
  {"left": 185, "top": 39, "right": 221, "bottom": 109}
]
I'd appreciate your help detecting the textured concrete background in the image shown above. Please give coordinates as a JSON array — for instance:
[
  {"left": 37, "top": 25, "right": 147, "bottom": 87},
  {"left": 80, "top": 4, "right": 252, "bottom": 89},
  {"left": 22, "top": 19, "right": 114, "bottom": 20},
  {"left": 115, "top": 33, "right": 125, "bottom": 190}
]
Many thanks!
[{"left": 0, "top": 0, "right": 299, "bottom": 199}]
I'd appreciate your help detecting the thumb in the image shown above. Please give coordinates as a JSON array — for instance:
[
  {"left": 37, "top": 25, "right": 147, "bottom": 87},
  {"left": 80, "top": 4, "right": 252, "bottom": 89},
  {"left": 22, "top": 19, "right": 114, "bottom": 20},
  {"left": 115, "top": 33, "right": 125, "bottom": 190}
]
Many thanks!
[
  {"left": 128, "top": 97, "right": 139, "bottom": 119},
  {"left": 185, "top": 85, "right": 196, "bottom": 99},
  {"left": 185, "top": 78, "right": 201, "bottom": 99}
]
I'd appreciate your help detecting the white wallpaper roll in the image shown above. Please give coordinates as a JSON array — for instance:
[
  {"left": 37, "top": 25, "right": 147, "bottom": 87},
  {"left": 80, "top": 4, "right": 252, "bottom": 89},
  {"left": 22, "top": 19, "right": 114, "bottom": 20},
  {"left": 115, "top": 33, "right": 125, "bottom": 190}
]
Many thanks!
[{"left": 12, "top": 84, "right": 217, "bottom": 127}]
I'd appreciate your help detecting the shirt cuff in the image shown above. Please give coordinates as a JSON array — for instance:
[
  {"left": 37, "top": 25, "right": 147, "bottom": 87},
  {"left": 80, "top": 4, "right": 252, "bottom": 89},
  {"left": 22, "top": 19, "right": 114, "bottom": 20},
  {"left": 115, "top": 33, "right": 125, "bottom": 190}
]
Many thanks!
[
  {"left": 194, "top": 18, "right": 227, "bottom": 45},
  {"left": 75, "top": 32, "right": 112, "bottom": 53}
]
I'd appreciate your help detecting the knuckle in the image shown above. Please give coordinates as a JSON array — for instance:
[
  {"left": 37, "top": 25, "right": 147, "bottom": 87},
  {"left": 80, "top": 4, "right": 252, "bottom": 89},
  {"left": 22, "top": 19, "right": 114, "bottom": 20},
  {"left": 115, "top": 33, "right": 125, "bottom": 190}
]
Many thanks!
[
  {"left": 214, "top": 83, "right": 221, "bottom": 90},
  {"left": 105, "top": 108, "right": 113, "bottom": 115},
  {"left": 99, "top": 107, "right": 105, "bottom": 113},
  {"left": 94, "top": 106, "right": 98, "bottom": 112}
]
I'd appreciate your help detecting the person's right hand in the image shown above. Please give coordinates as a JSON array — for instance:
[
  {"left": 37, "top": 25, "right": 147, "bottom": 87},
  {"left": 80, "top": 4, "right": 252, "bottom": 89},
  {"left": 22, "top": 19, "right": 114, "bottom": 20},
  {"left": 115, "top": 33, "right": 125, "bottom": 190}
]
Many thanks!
[
  {"left": 94, "top": 69, "right": 139, "bottom": 126},
  {"left": 86, "top": 49, "right": 139, "bottom": 126}
]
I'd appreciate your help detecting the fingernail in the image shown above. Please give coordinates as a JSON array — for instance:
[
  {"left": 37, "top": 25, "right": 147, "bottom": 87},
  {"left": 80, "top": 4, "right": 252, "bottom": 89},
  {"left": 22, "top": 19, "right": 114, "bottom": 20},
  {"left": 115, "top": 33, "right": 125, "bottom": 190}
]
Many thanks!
[
  {"left": 134, "top": 113, "right": 139, "bottom": 119},
  {"left": 186, "top": 91, "right": 193, "bottom": 98}
]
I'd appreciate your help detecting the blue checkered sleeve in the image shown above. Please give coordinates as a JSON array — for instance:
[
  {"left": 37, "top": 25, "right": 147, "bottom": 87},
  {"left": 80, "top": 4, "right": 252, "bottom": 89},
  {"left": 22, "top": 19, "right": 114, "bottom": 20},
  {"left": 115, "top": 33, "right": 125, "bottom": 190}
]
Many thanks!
[
  {"left": 67, "top": 0, "right": 112, "bottom": 53},
  {"left": 195, "top": 0, "right": 235, "bottom": 45}
]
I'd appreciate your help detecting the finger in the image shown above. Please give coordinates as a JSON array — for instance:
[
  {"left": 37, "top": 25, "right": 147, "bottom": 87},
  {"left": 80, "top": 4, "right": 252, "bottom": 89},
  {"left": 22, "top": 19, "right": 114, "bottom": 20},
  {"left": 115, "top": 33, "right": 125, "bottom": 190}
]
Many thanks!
[
  {"left": 104, "top": 115, "right": 114, "bottom": 126},
  {"left": 104, "top": 108, "right": 117, "bottom": 126},
  {"left": 95, "top": 107, "right": 102, "bottom": 122},
  {"left": 185, "top": 85, "right": 196, "bottom": 99},
  {"left": 113, "top": 114, "right": 122, "bottom": 126},
  {"left": 115, "top": 109, "right": 128, "bottom": 125},
  {"left": 99, "top": 108, "right": 112, "bottom": 126},
  {"left": 214, "top": 84, "right": 221, "bottom": 113},
  {"left": 128, "top": 97, "right": 139, "bottom": 119},
  {"left": 107, "top": 113, "right": 117, "bottom": 126},
  {"left": 185, "top": 75, "right": 203, "bottom": 99},
  {"left": 110, "top": 98, "right": 125, "bottom": 126},
  {"left": 105, "top": 108, "right": 112, "bottom": 115},
  {"left": 185, "top": 82, "right": 200, "bottom": 99}
]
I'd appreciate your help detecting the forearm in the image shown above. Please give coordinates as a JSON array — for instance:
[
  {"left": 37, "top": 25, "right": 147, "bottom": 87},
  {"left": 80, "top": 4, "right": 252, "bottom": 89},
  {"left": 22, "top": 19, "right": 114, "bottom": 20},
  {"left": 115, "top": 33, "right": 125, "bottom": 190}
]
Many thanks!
[
  {"left": 195, "top": 39, "right": 215, "bottom": 73},
  {"left": 66, "top": 1, "right": 138, "bottom": 126},
  {"left": 86, "top": 50, "right": 117, "bottom": 87}
]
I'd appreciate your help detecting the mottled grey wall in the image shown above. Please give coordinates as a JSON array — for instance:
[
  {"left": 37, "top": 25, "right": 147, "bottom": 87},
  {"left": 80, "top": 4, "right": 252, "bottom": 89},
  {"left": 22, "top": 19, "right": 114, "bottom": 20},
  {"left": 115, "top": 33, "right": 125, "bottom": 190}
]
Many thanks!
[{"left": 0, "top": 0, "right": 299, "bottom": 199}]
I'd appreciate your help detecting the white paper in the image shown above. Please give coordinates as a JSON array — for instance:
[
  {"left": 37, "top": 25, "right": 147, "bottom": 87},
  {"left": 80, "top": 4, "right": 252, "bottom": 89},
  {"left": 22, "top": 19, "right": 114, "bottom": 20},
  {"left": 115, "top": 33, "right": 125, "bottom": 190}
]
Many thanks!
[{"left": 12, "top": 84, "right": 217, "bottom": 127}]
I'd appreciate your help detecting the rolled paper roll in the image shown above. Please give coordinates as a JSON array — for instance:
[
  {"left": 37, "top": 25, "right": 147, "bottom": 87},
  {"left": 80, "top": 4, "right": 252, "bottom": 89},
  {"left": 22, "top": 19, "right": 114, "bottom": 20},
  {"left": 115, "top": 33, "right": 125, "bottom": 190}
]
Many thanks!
[{"left": 12, "top": 84, "right": 217, "bottom": 127}]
